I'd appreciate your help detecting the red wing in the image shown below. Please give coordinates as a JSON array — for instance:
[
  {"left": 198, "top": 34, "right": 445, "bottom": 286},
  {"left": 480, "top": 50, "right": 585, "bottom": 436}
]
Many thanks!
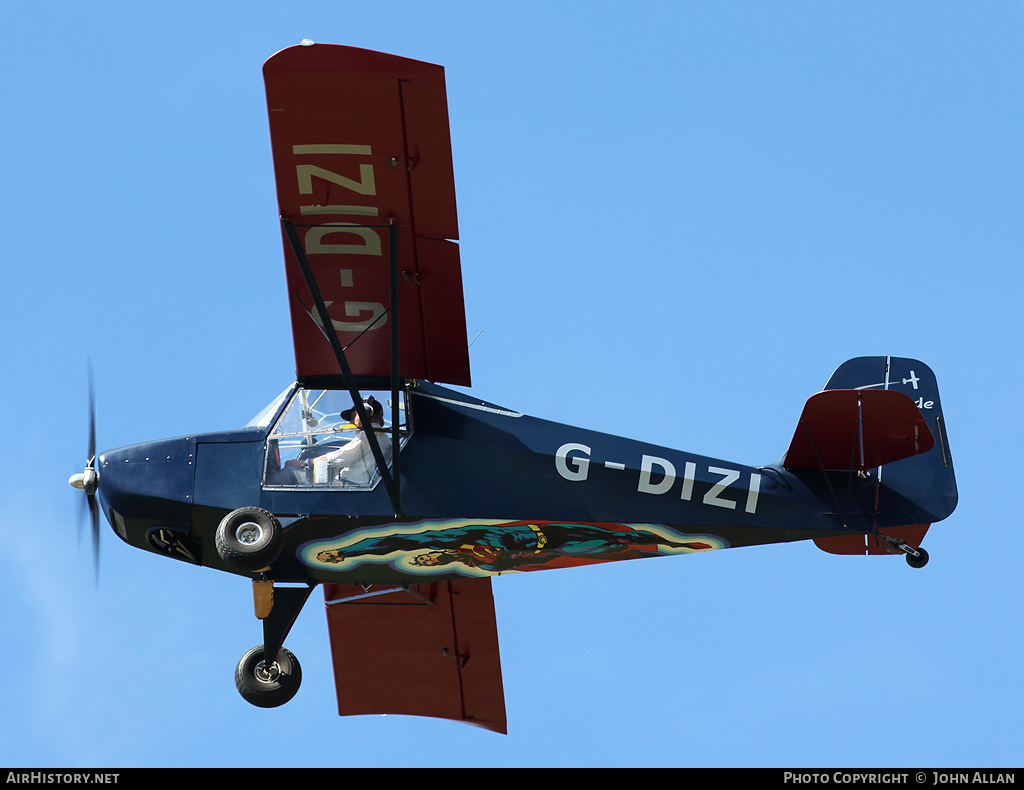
[
  {"left": 782, "top": 389, "right": 934, "bottom": 472},
  {"left": 263, "top": 44, "right": 470, "bottom": 385},
  {"left": 323, "top": 578, "right": 506, "bottom": 733}
]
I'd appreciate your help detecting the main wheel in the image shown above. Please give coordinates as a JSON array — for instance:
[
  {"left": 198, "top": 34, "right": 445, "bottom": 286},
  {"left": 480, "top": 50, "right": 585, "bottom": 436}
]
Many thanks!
[
  {"left": 215, "top": 507, "right": 283, "bottom": 572},
  {"left": 234, "top": 645, "right": 302, "bottom": 708}
]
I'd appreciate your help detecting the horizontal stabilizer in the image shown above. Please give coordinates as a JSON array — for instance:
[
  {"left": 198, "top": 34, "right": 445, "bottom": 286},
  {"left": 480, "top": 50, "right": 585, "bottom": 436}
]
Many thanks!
[
  {"left": 323, "top": 578, "right": 506, "bottom": 733},
  {"left": 815, "top": 524, "right": 930, "bottom": 555},
  {"left": 783, "top": 389, "right": 934, "bottom": 472}
]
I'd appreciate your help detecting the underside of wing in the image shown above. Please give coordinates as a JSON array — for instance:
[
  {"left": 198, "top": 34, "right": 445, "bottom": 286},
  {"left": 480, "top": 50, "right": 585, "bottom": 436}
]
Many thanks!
[
  {"left": 323, "top": 578, "right": 507, "bottom": 733},
  {"left": 782, "top": 389, "right": 934, "bottom": 472},
  {"left": 263, "top": 43, "right": 470, "bottom": 386}
]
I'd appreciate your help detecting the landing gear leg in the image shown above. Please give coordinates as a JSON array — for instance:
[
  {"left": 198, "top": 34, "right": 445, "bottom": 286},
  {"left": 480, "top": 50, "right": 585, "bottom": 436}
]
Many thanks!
[{"left": 234, "top": 581, "right": 315, "bottom": 708}]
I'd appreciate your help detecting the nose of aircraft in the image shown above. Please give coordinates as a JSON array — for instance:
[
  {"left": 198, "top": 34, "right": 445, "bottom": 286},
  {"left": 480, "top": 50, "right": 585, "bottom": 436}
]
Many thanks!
[{"left": 69, "top": 434, "right": 199, "bottom": 574}]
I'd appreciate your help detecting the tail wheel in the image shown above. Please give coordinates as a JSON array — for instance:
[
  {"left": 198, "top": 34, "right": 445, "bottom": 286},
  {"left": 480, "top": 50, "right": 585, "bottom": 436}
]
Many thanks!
[
  {"left": 906, "top": 546, "right": 929, "bottom": 569},
  {"left": 234, "top": 645, "right": 301, "bottom": 708},
  {"left": 880, "top": 534, "right": 930, "bottom": 570},
  {"left": 215, "top": 507, "right": 283, "bottom": 572}
]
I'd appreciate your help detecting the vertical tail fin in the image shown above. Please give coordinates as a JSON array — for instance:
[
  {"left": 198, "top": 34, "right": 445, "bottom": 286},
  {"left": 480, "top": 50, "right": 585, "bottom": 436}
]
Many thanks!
[
  {"left": 823, "top": 356, "right": 957, "bottom": 523},
  {"left": 814, "top": 357, "right": 957, "bottom": 557}
]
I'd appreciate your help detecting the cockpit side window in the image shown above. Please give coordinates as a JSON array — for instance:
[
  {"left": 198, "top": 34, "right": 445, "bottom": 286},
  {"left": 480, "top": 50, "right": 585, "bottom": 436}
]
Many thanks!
[{"left": 263, "top": 388, "right": 409, "bottom": 490}]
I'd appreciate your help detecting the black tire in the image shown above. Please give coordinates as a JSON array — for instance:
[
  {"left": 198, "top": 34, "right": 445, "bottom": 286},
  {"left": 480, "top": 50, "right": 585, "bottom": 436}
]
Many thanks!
[
  {"left": 234, "top": 645, "right": 301, "bottom": 708},
  {"left": 906, "top": 546, "right": 929, "bottom": 569},
  {"left": 215, "top": 507, "right": 283, "bottom": 572}
]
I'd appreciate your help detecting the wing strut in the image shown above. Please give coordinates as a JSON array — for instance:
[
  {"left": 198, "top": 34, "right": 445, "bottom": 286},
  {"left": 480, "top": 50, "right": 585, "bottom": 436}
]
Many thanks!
[{"left": 282, "top": 218, "right": 403, "bottom": 516}]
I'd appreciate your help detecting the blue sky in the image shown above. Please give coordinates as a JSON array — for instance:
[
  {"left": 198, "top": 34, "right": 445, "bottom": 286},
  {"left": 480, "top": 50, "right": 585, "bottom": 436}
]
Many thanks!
[{"left": 3, "top": 1, "right": 1023, "bottom": 768}]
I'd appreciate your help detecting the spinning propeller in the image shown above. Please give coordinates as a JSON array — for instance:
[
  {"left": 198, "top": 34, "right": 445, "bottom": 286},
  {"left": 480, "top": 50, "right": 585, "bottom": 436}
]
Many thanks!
[{"left": 68, "top": 367, "right": 100, "bottom": 578}]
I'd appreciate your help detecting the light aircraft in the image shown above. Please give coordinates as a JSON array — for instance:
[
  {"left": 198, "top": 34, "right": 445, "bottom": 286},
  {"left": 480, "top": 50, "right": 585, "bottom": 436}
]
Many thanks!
[{"left": 68, "top": 42, "right": 957, "bottom": 734}]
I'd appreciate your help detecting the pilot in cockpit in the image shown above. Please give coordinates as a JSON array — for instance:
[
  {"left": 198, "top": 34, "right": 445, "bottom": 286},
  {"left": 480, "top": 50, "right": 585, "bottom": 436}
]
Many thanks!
[
  {"left": 274, "top": 395, "right": 393, "bottom": 487},
  {"left": 322, "top": 396, "right": 393, "bottom": 486}
]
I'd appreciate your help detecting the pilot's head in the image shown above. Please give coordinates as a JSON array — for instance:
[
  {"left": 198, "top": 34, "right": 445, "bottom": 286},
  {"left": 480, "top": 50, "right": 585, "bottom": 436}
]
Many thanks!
[{"left": 341, "top": 396, "right": 384, "bottom": 429}]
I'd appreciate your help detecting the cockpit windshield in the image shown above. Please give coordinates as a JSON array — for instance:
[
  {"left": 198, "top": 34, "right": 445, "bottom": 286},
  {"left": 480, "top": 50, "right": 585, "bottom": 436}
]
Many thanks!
[
  {"left": 263, "top": 387, "right": 408, "bottom": 489},
  {"left": 245, "top": 385, "right": 295, "bottom": 429}
]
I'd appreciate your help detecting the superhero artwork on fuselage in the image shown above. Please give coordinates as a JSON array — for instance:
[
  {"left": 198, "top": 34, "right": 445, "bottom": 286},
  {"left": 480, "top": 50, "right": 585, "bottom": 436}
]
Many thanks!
[{"left": 299, "top": 519, "right": 728, "bottom": 577}]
